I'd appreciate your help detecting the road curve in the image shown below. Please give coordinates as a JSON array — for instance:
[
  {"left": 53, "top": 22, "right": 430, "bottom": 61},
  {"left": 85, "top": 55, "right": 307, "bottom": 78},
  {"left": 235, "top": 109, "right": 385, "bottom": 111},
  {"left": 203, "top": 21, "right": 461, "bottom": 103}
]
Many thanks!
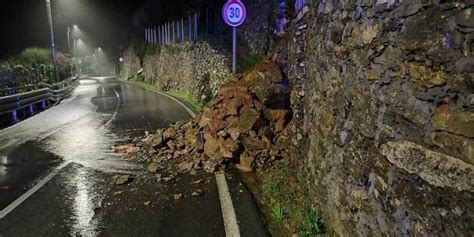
[{"left": 0, "top": 76, "right": 268, "bottom": 237}]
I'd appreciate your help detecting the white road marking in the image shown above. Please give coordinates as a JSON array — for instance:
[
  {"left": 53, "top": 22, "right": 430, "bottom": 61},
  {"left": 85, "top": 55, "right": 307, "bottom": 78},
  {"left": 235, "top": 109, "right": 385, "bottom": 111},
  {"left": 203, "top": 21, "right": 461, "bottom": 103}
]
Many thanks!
[
  {"left": 138, "top": 87, "right": 196, "bottom": 118},
  {"left": 119, "top": 78, "right": 196, "bottom": 118},
  {"left": 0, "top": 161, "right": 72, "bottom": 219},
  {"left": 216, "top": 171, "right": 241, "bottom": 237},
  {"left": 104, "top": 89, "right": 121, "bottom": 126}
]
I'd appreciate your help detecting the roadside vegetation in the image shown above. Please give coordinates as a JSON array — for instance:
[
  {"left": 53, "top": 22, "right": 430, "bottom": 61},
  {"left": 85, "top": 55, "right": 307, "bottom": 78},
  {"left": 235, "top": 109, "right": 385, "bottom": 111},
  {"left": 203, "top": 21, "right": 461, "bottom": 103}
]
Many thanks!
[
  {"left": 237, "top": 52, "right": 263, "bottom": 73},
  {"left": 245, "top": 163, "right": 327, "bottom": 236},
  {"left": 0, "top": 47, "right": 72, "bottom": 89}
]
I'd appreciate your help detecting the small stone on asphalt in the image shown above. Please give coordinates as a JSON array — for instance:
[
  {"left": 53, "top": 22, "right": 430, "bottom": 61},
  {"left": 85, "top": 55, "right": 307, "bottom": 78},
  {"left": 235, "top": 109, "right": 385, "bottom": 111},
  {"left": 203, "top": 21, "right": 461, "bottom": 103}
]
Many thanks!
[
  {"left": 192, "top": 189, "right": 204, "bottom": 196},
  {"left": 174, "top": 193, "right": 183, "bottom": 200},
  {"left": 115, "top": 175, "right": 132, "bottom": 185}
]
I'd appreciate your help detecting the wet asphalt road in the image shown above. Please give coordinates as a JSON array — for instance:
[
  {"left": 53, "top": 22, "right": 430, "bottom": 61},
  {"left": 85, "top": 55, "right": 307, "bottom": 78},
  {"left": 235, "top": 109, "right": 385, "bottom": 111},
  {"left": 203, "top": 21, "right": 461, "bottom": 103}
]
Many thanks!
[
  {"left": 0, "top": 77, "right": 267, "bottom": 236},
  {"left": 0, "top": 76, "right": 190, "bottom": 210}
]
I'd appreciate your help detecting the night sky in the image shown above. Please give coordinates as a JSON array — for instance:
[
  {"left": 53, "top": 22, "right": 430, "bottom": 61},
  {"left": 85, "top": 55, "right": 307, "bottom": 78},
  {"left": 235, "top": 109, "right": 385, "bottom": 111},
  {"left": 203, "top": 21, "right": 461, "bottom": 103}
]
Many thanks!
[
  {"left": 0, "top": 0, "right": 226, "bottom": 61},
  {"left": 0, "top": 0, "right": 143, "bottom": 60}
]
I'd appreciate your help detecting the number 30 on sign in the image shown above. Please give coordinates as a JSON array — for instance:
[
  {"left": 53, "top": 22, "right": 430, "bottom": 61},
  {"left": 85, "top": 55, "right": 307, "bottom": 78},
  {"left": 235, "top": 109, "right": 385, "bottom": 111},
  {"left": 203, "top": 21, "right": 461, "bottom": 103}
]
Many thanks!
[{"left": 223, "top": 0, "right": 246, "bottom": 27}]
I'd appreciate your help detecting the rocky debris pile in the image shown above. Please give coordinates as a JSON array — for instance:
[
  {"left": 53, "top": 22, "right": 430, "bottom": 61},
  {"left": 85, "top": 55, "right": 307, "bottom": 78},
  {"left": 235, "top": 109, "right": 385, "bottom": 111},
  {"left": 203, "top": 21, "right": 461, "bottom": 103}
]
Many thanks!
[{"left": 129, "top": 61, "right": 294, "bottom": 173}]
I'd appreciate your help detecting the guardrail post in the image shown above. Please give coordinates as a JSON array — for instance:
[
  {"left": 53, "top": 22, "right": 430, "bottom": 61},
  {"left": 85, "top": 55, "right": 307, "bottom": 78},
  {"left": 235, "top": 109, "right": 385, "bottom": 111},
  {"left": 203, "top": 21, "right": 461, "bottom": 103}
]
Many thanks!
[
  {"left": 177, "top": 21, "right": 180, "bottom": 42},
  {"left": 28, "top": 104, "right": 34, "bottom": 116},
  {"left": 41, "top": 100, "right": 46, "bottom": 109},
  {"left": 194, "top": 13, "right": 198, "bottom": 40},
  {"left": 172, "top": 21, "right": 174, "bottom": 43},
  {"left": 11, "top": 110, "right": 18, "bottom": 124},
  {"left": 166, "top": 22, "right": 169, "bottom": 44},
  {"left": 181, "top": 18, "right": 185, "bottom": 43},
  {"left": 189, "top": 15, "right": 192, "bottom": 42}
]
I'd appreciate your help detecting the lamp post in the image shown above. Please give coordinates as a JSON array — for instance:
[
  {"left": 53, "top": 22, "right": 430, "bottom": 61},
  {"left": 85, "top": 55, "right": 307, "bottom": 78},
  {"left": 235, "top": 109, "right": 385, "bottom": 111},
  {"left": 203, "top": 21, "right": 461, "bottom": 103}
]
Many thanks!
[
  {"left": 67, "top": 26, "right": 73, "bottom": 75},
  {"left": 45, "top": 0, "right": 60, "bottom": 81},
  {"left": 67, "top": 27, "right": 71, "bottom": 54}
]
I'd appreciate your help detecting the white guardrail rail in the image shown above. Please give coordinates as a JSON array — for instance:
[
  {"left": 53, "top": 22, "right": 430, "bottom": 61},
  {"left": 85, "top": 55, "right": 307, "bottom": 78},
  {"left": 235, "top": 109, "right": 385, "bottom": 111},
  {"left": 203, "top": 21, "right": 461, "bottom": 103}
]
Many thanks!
[{"left": 0, "top": 76, "right": 78, "bottom": 117}]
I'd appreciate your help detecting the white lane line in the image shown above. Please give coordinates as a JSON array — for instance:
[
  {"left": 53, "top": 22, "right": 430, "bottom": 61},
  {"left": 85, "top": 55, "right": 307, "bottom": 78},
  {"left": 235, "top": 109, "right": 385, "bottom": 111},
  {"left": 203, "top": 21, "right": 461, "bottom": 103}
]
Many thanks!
[
  {"left": 104, "top": 89, "right": 121, "bottom": 126},
  {"left": 122, "top": 80, "right": 196, "bottom": 118},
  {"left": 0, "top": 161, "right": 72, "bottom": 219},
  {"left": 149, "top": 89, "right": 196, "bottom": 118},
  {"left": 215, "top": 171, "right": 241, "bottom": 237}
]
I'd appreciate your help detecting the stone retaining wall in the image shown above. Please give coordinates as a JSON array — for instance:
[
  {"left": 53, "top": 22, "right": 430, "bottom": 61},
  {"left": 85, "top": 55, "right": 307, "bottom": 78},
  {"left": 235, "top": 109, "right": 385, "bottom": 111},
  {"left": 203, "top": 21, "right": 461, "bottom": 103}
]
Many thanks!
[
  {"left": 122, "top": 42, "right": 232, "bottom": 101},
  {"left": 289, "top": 1, "right": 474, "bottom": 235},
  {"left": 142, "top": 42, "right": 232, "bottom": 100}
]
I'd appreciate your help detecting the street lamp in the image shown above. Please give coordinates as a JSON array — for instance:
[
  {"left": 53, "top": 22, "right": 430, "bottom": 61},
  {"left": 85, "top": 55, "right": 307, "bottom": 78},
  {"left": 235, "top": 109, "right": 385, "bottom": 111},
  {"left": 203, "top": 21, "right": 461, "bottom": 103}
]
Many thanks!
[
  {"left": 67, "top": 27, "right": 71, "bottom": 54},
  {"left": 45, "top": 0, "right": 60, "bottom": 81},
  {"left": 67, "top": 26, "right": 73, "bottom": 75},
  {"left": 69, "top": 25, "right": 81, "bottom": 75}
]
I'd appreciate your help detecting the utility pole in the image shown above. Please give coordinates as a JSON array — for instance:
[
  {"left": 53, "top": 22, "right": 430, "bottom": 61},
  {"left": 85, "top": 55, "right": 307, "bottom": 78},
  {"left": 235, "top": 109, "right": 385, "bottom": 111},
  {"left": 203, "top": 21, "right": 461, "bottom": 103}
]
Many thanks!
[
  {"left": 45, "top": 0, "right": 60, "bottom": 81},
  {"left": 67, "top": 27, "right": 71, "bottom": 54}
]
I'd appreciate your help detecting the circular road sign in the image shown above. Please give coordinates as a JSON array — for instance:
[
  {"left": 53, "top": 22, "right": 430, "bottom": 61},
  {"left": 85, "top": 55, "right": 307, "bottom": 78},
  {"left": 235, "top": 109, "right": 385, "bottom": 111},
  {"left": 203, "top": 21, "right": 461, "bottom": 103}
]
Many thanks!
[{"left": 223, "top": 0, "right": 247, "bottom": 27}]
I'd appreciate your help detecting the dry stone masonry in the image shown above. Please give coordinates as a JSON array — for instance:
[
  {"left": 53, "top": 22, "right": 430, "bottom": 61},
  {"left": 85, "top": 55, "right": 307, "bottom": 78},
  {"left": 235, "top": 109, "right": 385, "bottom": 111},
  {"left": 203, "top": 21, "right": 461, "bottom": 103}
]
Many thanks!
[
  {"left": 288, "top": 1, "right": 474, "bottom": 235},
  {"left": 142, "top": 42, "right": 232, "bottom": 100},
  {"left": 122, "top": 41, "right": 231, "bottom": 100}
]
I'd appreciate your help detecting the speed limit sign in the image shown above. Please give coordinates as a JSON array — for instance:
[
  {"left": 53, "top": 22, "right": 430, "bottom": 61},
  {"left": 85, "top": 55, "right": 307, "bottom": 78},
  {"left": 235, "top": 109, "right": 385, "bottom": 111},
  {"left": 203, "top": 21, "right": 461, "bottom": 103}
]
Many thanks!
[
  {"left": 223, "top": 0, "right": 247, "bottom": 73},
  {"left": 223, "top": 0, "right": 247, "bottom": 27}
]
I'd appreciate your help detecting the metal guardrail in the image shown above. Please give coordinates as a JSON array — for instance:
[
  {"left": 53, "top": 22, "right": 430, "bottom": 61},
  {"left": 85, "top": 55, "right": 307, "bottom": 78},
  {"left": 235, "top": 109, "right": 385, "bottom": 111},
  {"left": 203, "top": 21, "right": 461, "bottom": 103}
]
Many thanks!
[{"left": 0, "top": 76, "right": 78, "bottom": 117}]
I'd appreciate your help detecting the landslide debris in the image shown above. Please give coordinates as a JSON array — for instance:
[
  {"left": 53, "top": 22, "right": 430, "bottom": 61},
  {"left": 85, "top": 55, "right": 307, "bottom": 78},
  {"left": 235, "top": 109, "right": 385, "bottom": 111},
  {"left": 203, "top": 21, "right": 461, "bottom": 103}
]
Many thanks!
[{"left": 126, "top": 61, "right": 294, "bottom": 173}]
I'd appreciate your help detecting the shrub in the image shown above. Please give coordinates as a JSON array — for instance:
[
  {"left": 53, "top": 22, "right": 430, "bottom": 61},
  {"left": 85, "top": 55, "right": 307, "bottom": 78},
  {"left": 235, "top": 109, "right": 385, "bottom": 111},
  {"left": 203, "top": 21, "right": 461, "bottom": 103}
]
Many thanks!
[
  {"left": 17, "top": 47, "right": 52, "bottom": 66},
  {"left": 10, "top": 47, "right": 72, "bottom": 84}
]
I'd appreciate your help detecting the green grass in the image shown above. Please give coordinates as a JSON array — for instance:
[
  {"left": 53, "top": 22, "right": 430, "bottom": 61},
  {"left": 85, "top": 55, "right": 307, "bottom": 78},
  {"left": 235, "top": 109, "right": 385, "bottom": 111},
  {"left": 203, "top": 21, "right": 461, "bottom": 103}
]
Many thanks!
[
  {"left": 257, "top": 164, "right": 327, "bottom": 236},
  {"left": 131, "top": 80, "right": 209, "bottom": 113},
  {"left": 167, "top": 90, "right": 210, "bottom": 113},
  {"left": 297, "top": 208, "right": 326, "bottom": 236}
]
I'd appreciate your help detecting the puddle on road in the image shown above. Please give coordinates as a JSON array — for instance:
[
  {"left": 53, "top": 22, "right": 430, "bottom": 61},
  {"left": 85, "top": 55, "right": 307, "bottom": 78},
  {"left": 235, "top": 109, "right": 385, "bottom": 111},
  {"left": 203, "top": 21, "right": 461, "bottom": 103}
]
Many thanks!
[{"left": 60, "top": 164, "right": 109, "bottom": 236}]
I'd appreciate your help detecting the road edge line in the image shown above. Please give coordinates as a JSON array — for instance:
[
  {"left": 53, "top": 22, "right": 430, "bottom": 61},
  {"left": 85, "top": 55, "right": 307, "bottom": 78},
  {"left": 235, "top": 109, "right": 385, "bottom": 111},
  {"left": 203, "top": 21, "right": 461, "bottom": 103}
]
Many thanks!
[
  {"left": 0, "top": 161, "right": 72, "bottom": 219},
  {"left": 119, "top": 79, "right": 196, "bottom": 118},
  {"left": 216, "top": 171, "right": 241, "bottom": 237},
  {"left": 151, "top": 89, "right": 196, "bottom": 118},
  {"left": 104, "top": 89, "right": 121, "bottom": 126}
]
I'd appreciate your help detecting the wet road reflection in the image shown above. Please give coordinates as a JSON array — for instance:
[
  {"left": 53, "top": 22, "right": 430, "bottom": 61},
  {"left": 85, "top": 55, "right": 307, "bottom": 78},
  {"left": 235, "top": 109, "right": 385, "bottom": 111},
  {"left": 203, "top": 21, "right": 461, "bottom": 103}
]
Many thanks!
[{"left": 70, "top": 168, "right": 99, "bottom": 236}]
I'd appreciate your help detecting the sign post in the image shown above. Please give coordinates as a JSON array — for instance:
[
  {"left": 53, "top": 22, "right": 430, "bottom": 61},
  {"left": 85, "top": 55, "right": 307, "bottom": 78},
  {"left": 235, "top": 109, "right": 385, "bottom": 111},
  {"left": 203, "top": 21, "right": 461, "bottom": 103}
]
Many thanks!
[{"left": 223, "top": 0, "right": 246, "bottom": 73}]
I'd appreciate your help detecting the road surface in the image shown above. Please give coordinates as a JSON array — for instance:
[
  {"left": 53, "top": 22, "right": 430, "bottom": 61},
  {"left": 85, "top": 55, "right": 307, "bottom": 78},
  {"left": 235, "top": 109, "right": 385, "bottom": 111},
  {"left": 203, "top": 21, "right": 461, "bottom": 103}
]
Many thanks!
[{"left": 0, "top": 77, "right": 267, "bottom": 236}]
